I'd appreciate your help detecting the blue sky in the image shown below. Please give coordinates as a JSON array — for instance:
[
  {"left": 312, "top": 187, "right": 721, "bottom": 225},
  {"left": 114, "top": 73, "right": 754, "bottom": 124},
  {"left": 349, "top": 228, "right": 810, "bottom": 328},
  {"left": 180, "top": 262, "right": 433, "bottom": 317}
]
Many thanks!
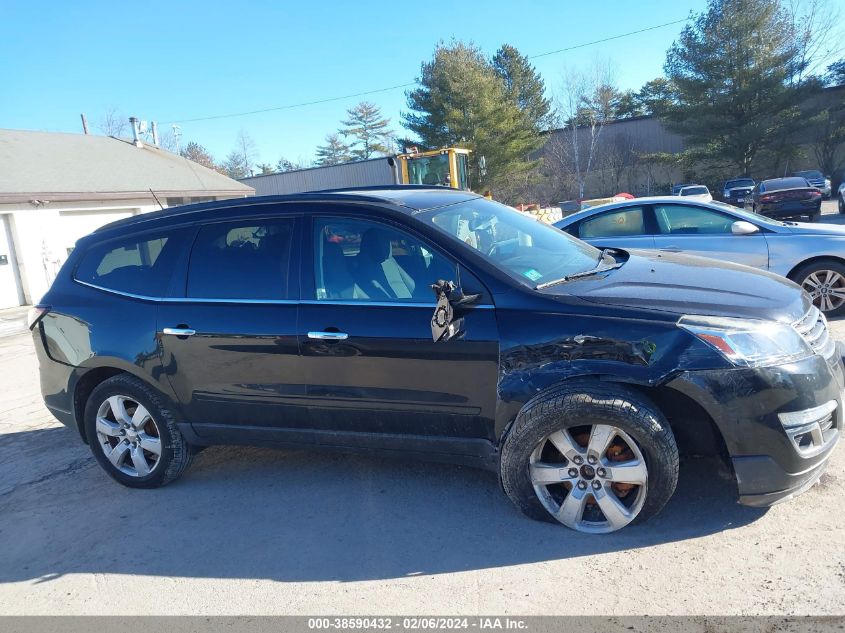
[{"left": 2, "top": 0, "right": 835, "bottom": 168}]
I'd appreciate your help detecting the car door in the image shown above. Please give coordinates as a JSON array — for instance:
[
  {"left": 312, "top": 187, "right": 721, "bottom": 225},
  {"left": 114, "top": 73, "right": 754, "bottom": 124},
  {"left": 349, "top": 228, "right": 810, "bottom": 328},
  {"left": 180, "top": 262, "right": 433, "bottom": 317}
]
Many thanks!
[
  {"left": 297, "top": 212, "right": 500, "bottom": 453},
  {"left": 574, "top": 205, "right": 656, "bottom": 251},
  {"left": 651, "top": 203, "right": 769, "bottom": 269},
  {"left": 158, "top": 215, "right": 305, "bottom": 440}
]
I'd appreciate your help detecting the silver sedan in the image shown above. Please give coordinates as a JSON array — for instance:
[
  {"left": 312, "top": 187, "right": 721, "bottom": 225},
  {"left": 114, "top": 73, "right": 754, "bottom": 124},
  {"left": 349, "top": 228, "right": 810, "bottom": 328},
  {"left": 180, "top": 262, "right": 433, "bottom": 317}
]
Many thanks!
[{"left": 554, "top": 197, "right": 845, "bottom": 315}]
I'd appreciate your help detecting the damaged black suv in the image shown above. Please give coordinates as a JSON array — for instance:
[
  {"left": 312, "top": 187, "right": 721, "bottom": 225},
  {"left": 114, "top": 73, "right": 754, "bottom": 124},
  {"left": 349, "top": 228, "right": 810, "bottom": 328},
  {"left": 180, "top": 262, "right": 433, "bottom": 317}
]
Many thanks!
[{"left": 31, "top": 187, "right": 843, "bottom": 533}]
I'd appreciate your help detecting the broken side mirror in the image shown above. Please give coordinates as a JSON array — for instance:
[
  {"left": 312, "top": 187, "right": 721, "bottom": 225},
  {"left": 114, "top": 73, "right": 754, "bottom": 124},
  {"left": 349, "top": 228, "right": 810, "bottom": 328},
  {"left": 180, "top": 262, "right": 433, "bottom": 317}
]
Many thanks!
[{"left": 430, "top": 280, "right": 482, "bottom": 342}]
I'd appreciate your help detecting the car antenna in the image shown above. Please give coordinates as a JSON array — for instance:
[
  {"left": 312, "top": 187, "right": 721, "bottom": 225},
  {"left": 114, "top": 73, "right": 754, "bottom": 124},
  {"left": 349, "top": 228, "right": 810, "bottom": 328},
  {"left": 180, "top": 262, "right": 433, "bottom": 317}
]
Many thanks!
[{"left": 149, "top": 188, "right": 164, "bottom": 210}]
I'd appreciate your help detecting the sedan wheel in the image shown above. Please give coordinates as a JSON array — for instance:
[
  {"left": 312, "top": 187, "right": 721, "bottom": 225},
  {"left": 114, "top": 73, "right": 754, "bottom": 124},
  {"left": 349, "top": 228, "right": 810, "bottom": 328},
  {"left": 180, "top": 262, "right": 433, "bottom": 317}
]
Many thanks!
[
  {"left": 529, "top": 424, "right": 648, "bottom": 533},
  {"left": 801, "top": 269, "right": 845, "bottom": 314},
  {"left": 95, "top": 395, "right": 162, "bottom": 477}
]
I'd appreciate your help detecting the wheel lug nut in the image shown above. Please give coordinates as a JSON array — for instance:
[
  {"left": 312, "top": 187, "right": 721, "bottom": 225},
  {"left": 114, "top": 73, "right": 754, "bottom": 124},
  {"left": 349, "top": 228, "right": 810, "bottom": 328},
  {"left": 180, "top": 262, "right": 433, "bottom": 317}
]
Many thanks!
[
  {"left": 573, "top": 456, "right": 583, "bottom": 465},
  {"left": 597, "top": 468, "right": 607, "bottom": 478},
  {"left": 592, "top": 480, "right": 601, "bottom": 490},
  {"left": 568, "top": 468, "right": 578, "bottom": 478},
  {"left": 577, "top": 480, "right": 587, "bottom": 490},
  {"left": 587, "top": 455, "right": 597, "bottom": 465}
]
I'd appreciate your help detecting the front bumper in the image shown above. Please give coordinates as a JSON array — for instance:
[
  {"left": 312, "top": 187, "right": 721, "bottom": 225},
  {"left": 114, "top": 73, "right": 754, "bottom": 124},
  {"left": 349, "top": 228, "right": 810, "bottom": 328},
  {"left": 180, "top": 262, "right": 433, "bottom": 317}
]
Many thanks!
[{"left": 667, "top": 345, "right": 844, "bottom": 507}]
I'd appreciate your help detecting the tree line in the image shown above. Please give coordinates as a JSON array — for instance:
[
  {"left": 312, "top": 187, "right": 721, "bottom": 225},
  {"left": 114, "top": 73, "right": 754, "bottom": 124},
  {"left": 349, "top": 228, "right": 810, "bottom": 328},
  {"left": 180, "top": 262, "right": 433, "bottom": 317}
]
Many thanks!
[{"left": 103, "top": 0, "right": 843, "bottom": 203}]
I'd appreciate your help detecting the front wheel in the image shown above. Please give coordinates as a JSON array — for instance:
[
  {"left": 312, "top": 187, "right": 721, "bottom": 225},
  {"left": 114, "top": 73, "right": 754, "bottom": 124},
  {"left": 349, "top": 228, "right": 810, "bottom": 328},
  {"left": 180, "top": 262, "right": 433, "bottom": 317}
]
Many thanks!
[
  {"left": 84, "top": 374, "right": 194, "bottom": 488},
  {"left": 839, "top": 194, "right": 844, "bottom": 214},
  {"left": 500, "top": 383, "right": 678, "bottom": 533},
  {"left": 790, "top": 260, "right": 845, "bottom": 317}
]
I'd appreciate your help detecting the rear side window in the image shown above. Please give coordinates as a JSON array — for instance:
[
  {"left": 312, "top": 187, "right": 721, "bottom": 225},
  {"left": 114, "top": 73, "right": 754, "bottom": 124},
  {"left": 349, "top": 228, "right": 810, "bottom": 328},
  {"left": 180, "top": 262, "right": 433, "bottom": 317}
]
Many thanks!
[
  {"left": 187, "top": 219, "right": 294, "bottom": 300},
  {"left": 75, "top": 230, "right": 187, "bottom": 297},
  {"left": 579, "top": 207, "right": 646, "bottom": 238}
]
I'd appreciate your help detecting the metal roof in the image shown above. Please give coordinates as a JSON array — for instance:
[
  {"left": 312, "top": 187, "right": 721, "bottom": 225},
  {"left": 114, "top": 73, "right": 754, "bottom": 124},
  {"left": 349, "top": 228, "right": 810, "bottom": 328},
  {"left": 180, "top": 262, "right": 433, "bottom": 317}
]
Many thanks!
[{"left": 0, "top": 128, "right": 254, "bottom": 203}]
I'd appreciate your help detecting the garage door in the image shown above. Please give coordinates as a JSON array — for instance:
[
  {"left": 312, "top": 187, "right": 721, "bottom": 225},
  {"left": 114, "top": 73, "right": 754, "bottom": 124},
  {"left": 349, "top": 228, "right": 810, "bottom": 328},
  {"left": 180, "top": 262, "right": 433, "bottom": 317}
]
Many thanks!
[
  {"left": 0, "top": 215, "right": 24, "bottom": 309},
  {"left": 58, "top": 209, "right": 136, "bottom": 255}
]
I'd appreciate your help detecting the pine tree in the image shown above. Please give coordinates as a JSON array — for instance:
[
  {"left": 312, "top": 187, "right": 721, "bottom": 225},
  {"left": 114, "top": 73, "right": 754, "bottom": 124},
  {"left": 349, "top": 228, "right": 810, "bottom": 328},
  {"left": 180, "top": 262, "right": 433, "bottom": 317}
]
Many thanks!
[
  {"left": 340, "top": 102, "right": 393, "bottom": 160},
  {"left": 663, "top": 0, "right": 812, "bottom": 174},
  {"left": 179, "top": 142, "right": 217, "bottom": 171},
  {"left": 403, "top": 41, "right": 543, "bottom": 193},
  {"left": 315, "top": 133, "right": 353, "bottom": 166},
  {"left": 492, "top": 44, "right": 552, "bottom": 132}
]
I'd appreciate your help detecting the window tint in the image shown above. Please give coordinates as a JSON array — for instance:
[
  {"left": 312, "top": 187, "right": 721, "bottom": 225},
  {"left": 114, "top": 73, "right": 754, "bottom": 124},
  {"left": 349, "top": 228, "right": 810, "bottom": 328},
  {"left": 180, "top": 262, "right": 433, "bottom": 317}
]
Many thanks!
[
  {"left": 187, "top": 219, "right": 294, "bottom": 300},
  {"left": 579, "top": 207, "right": 646, "bottom": 238},
  {"left": 654, "top": 204, "right": 733, "bottom": 235},
  {"left": 314, "top": 217, "right": 455, "bottom": 302},
  {"left": 75, "top": 230, "right": 187, "bottom": 296}
]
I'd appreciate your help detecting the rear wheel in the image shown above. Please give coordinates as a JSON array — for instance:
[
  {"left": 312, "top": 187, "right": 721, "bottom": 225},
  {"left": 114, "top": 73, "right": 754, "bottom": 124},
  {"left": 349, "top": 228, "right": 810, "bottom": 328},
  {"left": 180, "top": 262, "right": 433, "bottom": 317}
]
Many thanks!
[
  {"left": 84, "top": 374, "right": 193, "bottom": 488},
  {"left": 790, "top": 260, "right": 845, "bottom": 316},
  {"left": 839, "top": 193, "right": 844, "bottom": 214},
  {"left": 500, "top": 382, "right": 678, "bottom": 533}
]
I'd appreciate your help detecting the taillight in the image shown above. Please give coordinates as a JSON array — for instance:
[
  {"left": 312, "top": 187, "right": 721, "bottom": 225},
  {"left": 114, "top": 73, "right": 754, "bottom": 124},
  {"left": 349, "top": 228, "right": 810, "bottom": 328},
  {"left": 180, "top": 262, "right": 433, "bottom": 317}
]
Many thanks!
[
  {"left": 809, "top": 190, "right": 822, "bottom": 198},
  {"left": 27, "top": 305, "right": 50, "bottom": 330},
  {"left": 760, "top": 194, "right": 774, "bottom": 203}
]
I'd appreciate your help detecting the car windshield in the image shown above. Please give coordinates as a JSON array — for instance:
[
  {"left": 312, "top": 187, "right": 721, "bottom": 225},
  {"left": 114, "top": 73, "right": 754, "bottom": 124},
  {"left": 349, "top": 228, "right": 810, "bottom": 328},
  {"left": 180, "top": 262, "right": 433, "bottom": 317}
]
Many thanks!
[
  {"left": 707, "top": 200, "right": 784, "bottom": 226},
  {"left": 681, "top": 186, "right": 708, "bottom": 195},
  {"left": 794, "top": 170, "right": 823, "bottom": 179},
  {"left": 418, "top": 197, "right": 602, "bottom": 287},
  {"left": 725, "top": 179, "right": 754, "bottom": 188}
]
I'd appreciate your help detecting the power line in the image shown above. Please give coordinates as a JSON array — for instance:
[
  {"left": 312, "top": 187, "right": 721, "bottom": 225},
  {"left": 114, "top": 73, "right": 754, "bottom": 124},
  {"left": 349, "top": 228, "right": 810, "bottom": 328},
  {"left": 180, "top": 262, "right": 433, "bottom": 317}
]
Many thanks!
[
  {"left": 164, "top": 17, "right": 690, "bottom": 125},
  {"left": 526, "top": 17, "right": 689, "bottom": 59}
]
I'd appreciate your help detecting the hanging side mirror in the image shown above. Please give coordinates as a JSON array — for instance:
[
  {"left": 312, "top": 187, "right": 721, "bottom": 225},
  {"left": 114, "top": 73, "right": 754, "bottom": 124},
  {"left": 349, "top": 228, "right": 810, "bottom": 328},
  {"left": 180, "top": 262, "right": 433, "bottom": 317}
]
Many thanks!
[{"left": 430, "top": 280, "right": 481, "bottom": 342}]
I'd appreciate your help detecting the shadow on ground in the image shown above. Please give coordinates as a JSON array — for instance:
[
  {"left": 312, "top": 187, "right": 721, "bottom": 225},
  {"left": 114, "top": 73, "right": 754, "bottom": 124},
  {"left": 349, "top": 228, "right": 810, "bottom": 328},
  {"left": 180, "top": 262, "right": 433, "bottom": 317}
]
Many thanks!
[{"left": 0, "top": 425, "right": 766, "bottom": 584}]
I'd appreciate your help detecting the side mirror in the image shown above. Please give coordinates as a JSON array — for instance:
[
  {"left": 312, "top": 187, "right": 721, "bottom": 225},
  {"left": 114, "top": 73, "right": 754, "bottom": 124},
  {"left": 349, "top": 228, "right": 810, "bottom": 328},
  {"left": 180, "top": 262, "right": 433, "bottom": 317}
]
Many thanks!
[
  {"left": 731, "top": 220, "right": 759, "bottom": 235},
  {"left": 430, "top": 280, "right": 482, "bottom": 342}
]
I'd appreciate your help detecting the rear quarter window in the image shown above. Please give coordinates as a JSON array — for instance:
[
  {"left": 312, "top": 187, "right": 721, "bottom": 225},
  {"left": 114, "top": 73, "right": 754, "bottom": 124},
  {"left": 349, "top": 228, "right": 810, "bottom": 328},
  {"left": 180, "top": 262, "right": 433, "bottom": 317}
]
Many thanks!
[{"left": 74, "top": 229, "right": 188, "bottom": 297}]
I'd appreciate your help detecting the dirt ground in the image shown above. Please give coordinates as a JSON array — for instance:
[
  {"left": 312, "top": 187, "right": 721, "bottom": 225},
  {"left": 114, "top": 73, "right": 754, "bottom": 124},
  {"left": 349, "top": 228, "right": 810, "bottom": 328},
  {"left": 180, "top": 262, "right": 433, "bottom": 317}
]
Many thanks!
[{"left": 0, "top": 199, "right": 843, "bottom": 616}]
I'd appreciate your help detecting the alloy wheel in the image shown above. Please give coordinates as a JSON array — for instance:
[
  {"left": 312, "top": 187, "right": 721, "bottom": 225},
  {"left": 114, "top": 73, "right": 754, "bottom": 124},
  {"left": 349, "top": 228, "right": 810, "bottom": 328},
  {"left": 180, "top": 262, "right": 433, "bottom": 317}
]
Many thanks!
[
  {"left": 95, "top": 395, "right": 162, "bottom": 477},
  {"left": 529, "top": 424, "right": 648, "bottom": 533},
  {"left": 801, "top": 270, "right": 845, "bottom": 313}
]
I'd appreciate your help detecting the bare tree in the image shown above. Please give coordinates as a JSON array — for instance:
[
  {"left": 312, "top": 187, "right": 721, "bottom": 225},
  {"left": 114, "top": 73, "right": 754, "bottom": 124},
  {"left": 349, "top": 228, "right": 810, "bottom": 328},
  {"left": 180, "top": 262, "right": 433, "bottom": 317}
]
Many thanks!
[
  {"left": 787, "top": 0, "right": 842, "bottom": 82},
  {"left": 556, "top": 59, "right": 618, "bottom": 199},
  {"left": 98, "top": 107, "right": 128, "bottom": 137}
]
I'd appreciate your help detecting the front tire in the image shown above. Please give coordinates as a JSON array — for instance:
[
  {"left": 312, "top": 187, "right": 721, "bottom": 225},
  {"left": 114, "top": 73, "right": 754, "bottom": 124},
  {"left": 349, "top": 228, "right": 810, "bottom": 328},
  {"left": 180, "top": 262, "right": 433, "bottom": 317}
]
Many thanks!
[
  {"left": 790, "top": 260, "right": 845, "bottom": 317},
  {"left": 500, "top": 382, "right": 678, "bottom": 533},
  {"left": 839, "top": 194, "right": 844, "bottom": 214},
  {"left": 84, "top": 374, "right": 194, "bottom": 488}
]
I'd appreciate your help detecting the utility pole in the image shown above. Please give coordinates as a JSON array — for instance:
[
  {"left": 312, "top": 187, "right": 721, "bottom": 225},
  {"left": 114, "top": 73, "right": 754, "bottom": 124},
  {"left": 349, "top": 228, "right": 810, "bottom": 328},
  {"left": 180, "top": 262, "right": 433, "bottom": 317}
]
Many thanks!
[{"left": 80, "top": 113, "right": 89, "bottom": 134}]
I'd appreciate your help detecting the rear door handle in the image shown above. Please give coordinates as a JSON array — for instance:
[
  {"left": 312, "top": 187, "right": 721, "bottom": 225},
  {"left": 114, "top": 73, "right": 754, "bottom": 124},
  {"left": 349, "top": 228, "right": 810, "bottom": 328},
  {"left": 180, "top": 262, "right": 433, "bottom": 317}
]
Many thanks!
[
  {"left": 162, "top": 327, "right": 196, "bottom": 337},
  {"left": 307, "top": 331, "right": 349, "bottom": 340}
]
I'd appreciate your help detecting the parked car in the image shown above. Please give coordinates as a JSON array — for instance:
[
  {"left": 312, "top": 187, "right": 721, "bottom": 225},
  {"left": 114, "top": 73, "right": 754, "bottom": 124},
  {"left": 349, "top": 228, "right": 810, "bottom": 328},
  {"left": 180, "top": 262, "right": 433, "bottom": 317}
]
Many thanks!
[
  {"left": 792, "top": 170, "right": 831, "bottom": 199},
  {"left": 555, "top": 197, "right": 845, "bottom": 315},
  {"left": 721, "top": 177, "right": 755, "bottom": 206},
  {"left": 31, "top": 188, "right": 843, "bottom": 534},
  {"left": 677, "top": 185, "right": 713, "bottom": 202},
  {"left": 671, "top": 183, "right": 694, "bottom": 196},
  {"left": 745, "top": 177, "right": 823, "bottom": 222},
  {"left": 838, "top": 181, "right": 845, "bottom": 214}
]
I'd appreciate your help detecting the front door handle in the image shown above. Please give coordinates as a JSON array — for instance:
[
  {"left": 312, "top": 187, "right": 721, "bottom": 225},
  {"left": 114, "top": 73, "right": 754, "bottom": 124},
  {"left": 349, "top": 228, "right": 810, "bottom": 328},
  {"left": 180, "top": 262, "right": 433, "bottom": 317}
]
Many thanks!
[
  {"left": 307, "top": 331, "right": 349, "bottom": 340},
  {"left": 162, "top": 327, "right": 196, "bottom": 337}
]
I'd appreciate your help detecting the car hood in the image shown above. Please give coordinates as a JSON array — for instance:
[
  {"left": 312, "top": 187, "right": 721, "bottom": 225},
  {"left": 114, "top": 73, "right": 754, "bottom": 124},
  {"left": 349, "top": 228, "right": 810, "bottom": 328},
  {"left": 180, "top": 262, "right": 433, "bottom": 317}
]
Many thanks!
[
  {"left": 783, "top": 221, "right": 845, "bottom": 235},
  {"left": 546, "top": 250, "right": 809, "bottom": 322}
]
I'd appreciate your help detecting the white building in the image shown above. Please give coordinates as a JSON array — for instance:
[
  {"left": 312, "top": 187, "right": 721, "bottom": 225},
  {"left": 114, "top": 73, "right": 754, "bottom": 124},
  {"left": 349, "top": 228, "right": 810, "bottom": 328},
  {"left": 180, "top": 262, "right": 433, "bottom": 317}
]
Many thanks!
[{"left": 0, "top": 128, "right": 253, "bottom": 308}]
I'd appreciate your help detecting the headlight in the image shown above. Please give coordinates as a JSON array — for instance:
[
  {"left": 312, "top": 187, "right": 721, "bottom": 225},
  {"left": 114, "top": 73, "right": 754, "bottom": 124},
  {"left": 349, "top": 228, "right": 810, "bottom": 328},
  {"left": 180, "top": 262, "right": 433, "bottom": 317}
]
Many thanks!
[{"left": 678, "top": 315, "right": 812, "bottom": 368}]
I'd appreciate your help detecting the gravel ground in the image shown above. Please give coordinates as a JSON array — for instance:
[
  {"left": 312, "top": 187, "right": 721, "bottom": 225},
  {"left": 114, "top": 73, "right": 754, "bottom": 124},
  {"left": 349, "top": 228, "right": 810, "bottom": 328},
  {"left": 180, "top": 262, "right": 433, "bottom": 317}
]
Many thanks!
[{"left": 0, "top": 198, "right": 844, "bottom": 616}]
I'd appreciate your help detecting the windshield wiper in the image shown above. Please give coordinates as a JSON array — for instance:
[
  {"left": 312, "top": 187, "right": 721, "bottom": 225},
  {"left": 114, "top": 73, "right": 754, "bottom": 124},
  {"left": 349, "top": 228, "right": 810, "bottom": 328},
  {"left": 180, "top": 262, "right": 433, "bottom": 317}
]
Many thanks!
[{"left": 535, "top": 249, "right": 623, "bottom": 290}]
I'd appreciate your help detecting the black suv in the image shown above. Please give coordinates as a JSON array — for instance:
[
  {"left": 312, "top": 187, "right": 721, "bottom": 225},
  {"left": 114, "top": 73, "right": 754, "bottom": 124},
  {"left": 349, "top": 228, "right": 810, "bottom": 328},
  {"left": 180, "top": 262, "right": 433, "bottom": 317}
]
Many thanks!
[{"left": 31, "top": 188, "right": 843, "bottom": 533}]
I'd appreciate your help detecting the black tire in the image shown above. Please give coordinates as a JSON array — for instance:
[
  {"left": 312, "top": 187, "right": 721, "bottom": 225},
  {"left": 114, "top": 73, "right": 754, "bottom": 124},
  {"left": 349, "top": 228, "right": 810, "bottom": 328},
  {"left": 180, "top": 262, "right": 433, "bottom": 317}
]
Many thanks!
[
  {"left": 839, "top": 194, "right": 844, "bottom": 214},
  {"left": 84, "top": 374, "right": 193, "bottom": 488},
  {"left": 500, "top": 381, "right": 678, "bottom": 532},
  {"left": 809, "top": 211, "right": 822, "bottom": 222},
  {"left": 789, "top": 260, "right": 845, "bottom": 317}
]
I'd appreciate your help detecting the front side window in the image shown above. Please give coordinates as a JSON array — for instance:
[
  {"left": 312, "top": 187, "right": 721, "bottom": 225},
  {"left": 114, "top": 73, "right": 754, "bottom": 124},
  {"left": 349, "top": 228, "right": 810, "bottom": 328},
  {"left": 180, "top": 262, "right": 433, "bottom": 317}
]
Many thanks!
[
  {"left": 187, "top": 219, "right": 294, "bottom": 300},
  {"left": 75, "top": 230, "right": 187, "bottom": 296},
  {"left": 579, "top": 207, "right": 646, "bottom": 238},
  {"left": 418, "top": 197, "right": 600, "bottom": 287},
  {"left": 314, "top": 217, "right": 455, "bottom": 302},
  {"left": 654, "top": 204, "right": 733, "bottom": 235}
]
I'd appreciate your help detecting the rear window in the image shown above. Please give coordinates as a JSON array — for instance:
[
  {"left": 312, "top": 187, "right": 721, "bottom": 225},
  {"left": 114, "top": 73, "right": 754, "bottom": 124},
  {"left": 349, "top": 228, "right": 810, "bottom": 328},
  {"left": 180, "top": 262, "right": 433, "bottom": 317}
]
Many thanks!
[
  {"left": 794, "top": 171, "right": 823, "bottom": 180},
  {"left": 763, "top": 177, "right": 810, "bottom": 191},
  {"left": 186, "top": 219, "right": 294, "bottom": 300},
  {"left": 681, "top": 186, "right": 708, "bottom": 196},
  {"left": 75, "top": 229, "right": 188, "bottom": 297}
]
